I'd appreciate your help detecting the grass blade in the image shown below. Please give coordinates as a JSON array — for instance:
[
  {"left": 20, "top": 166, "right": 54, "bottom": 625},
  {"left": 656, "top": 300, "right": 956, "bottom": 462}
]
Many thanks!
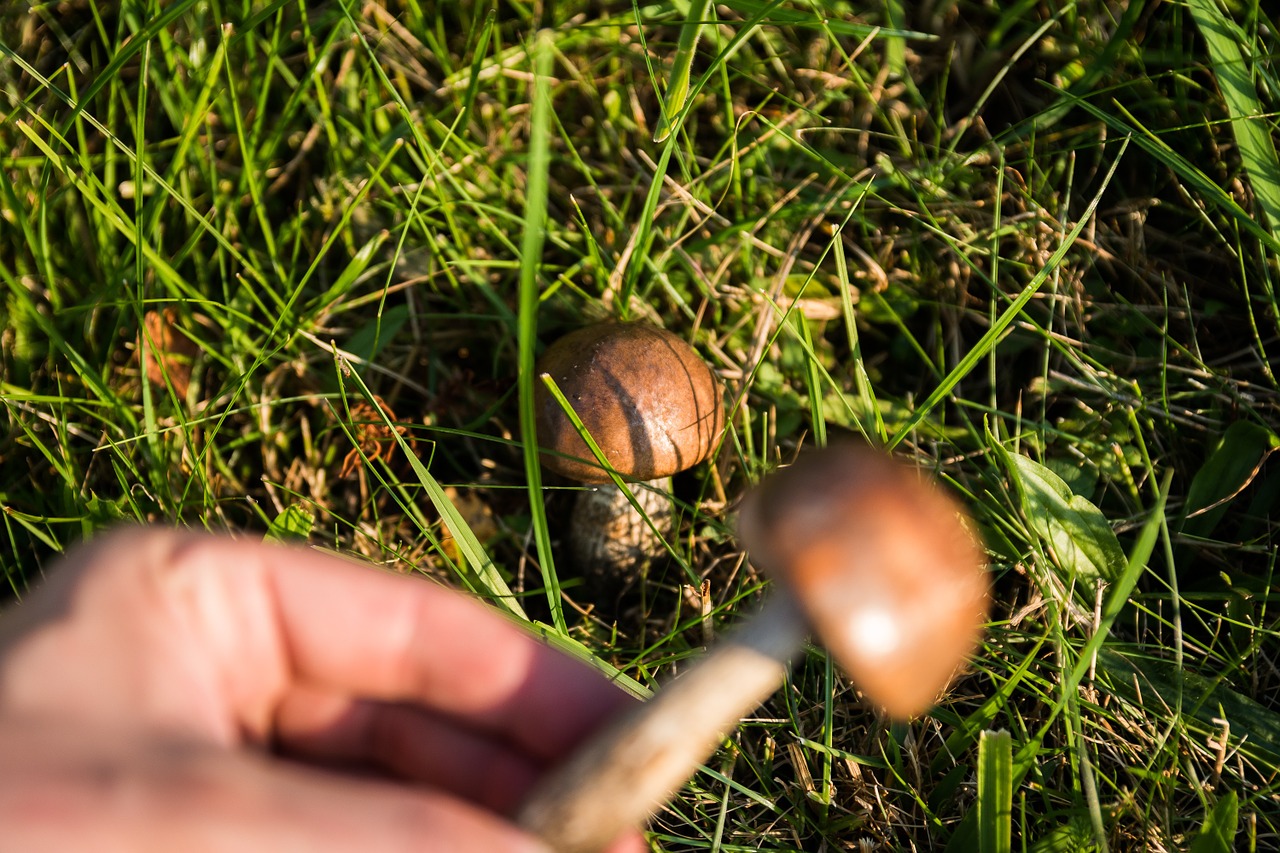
[
  {"left": 653, "top": 0, "right": 712, "bottom": 143},
  {"left": 888, "top": 136, "right": 1130, "bottom": 448},
  {"left": 977, "top": 729, "right": 1013, "bottom": 853},
  {"left": 619, "top": 0, "right": 787, "bottom": 307},
  {"left": 336, "top": 350, "right": 527, "bottom": 620},
  {"left": 1187, "top": 0, "right": 1280, "bottom": 241},
  {"left": 1068, "top": 94, "right": 1280, "bottom": 256},
  {"left": 517, "top": 30, "right": 566, "bottom": 633}
]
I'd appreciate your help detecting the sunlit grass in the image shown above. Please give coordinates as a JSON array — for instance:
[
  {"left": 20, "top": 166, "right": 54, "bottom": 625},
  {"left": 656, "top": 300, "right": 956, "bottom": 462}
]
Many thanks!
[{"left": 2, "top": 1, "right": 1278, "bottom": 850}]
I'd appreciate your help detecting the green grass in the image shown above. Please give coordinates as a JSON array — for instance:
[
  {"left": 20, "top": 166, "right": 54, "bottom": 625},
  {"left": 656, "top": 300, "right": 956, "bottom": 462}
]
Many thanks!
[{"left": 3, "top": 1, "right": 1279, "bottom": 850}]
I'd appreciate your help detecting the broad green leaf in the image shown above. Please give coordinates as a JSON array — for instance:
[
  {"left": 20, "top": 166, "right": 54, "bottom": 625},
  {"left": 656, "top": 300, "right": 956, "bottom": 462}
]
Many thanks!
[
  {"left": 1181, "top": 420, "right": 1279, "bottom": 540},
  {"left": 1189, "top": 790, "right": 1239, "bottom": 853},
  {"left": 342, "top": 304, "right": 410, "bottom": 368},
  {"left": 977, "top": 729, "right": 1013, "bottom": 853},
  {"left": 1099, "top": 647, "right": 1280, "bottom": 767},
  {"left": 84, "top": 493, "right": 128, "bottom": 529},
  {"left": 990, "top": 471, "right": 1172, "bottom": 826},
  {"left": 264, "top": 504, "right": 315, "bottom": 544},
  {"left": 999, "top": 447, "right": 1126, "bottom": 588},
  {"left": 1029, "top": 816, "right": 1096, "bottom": 853}
]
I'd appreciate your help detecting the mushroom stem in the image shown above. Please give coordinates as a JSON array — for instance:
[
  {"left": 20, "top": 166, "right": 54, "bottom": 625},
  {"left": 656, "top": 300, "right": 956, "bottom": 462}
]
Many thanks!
[
  {"left": 569, "top": 478, "right": 673, "bottom": 586},
  {"left": 516, "top": 589, "right": 807, "bottom": 853}
]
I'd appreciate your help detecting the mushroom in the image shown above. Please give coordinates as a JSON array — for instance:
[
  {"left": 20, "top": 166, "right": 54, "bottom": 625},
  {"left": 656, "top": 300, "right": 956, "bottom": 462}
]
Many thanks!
[
  {"left": 535, "top": 322, "right": 725, "bottom": 584},
  {"left": 517, "top": 443, "right": 989, "bottom": 853}
]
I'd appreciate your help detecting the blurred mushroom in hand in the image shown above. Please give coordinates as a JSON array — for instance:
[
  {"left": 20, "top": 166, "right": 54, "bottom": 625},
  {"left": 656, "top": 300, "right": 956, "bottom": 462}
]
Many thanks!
[{"left": 518, "top": 442, "right": 989, "bottom": 853}]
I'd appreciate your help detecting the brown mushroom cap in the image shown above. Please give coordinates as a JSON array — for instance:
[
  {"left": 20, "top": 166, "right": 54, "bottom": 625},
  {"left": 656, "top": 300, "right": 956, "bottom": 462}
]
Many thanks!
[
  {"left": 535, "top": 323, "right": 725, "bottom": 484},
  {"left": 737, "top": 444, "right": 988, "bottom": 718}
]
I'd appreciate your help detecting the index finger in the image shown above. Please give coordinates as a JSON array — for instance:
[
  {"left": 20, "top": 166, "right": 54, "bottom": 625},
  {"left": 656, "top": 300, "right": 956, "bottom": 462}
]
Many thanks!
[
  {"left": 2, "top": 528, "right": 636, "bottom": 765},
  {"left": 237, "top": 535, "right": 635, "bottom": 762}
]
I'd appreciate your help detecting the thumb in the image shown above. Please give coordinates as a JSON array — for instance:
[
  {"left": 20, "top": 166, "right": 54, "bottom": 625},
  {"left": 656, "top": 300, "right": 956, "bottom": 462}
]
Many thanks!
[{"left": 0, "top": 714, "right": 551, "bottom": 853}]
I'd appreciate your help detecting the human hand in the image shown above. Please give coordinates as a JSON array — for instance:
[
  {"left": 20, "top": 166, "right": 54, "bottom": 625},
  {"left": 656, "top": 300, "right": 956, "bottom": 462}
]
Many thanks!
[{"left": 0, "top": 526, "right": 647, "bottom": 852}]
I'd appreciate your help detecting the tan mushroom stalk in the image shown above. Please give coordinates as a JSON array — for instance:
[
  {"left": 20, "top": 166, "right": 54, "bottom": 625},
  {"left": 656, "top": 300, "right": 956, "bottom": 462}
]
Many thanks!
[
  {"left": 518, "top": 443, "right": 989, "bottom": 853},
  {"left": 535, "top": 323, "right": 725, "bottom": 579}
]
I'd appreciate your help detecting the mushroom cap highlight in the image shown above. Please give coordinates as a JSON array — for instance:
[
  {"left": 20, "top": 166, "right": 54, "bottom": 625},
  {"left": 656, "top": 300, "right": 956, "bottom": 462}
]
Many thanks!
[
  {"left": 535, "top": 323, "right": 725, "bottom": 484},
  {"left": 737, "top": 444, "right": 989, "bottom": 718}
]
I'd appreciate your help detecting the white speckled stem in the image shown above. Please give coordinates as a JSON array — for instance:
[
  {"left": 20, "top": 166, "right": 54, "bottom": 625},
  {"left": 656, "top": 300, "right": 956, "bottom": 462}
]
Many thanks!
[
  {"left": 569, "top": 478, "right": 672, "bottom": 576},
  {"left": 517, "top": 589, "right": 807, "bottom": 853}
]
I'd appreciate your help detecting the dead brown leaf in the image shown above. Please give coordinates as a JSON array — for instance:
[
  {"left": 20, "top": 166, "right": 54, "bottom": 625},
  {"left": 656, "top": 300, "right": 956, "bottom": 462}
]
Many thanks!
[
  {"left": 339, "top": 395, "right": 413, "bottom": 478},
  {"left": 140, "top": 308, "right": 199, "bottom": 400}
]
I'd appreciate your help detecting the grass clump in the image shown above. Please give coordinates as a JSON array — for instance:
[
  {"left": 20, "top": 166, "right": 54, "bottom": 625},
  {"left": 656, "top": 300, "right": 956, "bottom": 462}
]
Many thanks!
[{"left": 2, "top": 1, "right": 1278, "bottom": 850}]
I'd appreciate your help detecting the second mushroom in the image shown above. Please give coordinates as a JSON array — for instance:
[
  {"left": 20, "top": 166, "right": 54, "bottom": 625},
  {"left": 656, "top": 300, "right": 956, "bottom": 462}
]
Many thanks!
[{"left": 535, "top": 322, "right": 725, "bottom": 585}]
